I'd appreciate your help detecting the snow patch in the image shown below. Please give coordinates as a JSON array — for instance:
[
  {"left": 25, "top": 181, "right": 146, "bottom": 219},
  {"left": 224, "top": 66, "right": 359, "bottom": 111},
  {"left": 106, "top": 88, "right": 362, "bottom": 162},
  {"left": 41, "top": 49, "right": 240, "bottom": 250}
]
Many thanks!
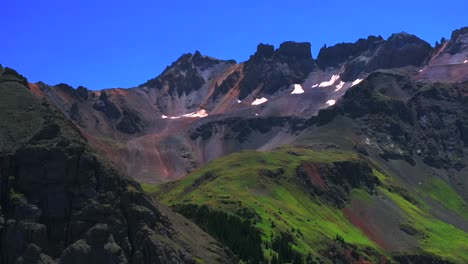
[
  {"left": 334, "top": 81, "right": 345, "bottom": 91},
  {"left": 251, "top": 97, "right": 268, "bottom": 105},
  {"left": 319, "top": 74, "right": 340, "bottom": 87},
  {"left": 184, "top": 109, "right": 208, "bottom": 118},
  {"left": 326, "top": 100, "right": 336, "bottom": 106},
  {"left": 419, "top": 69, "right": 423, "bottom": 72},
  {"left": 291, "top": 84, "right": 304, "bottom": 94},
  {"left": 464, "top": 60, "right": 468, "bottom": 64},
  {"left": 351, "top": 79, "right": 363, "bottom": 87},
  {"left": 311, "top": 84, "right": 319, "bottom": 88},
  {"left": 161, "top": 109, "right": 208, "bottom": 119},
  {"left": 237, "top": 99, "right": 242, "bottom": 103},
  {"left": 255, "top": 113, "right": 259, "bottom": 116}
]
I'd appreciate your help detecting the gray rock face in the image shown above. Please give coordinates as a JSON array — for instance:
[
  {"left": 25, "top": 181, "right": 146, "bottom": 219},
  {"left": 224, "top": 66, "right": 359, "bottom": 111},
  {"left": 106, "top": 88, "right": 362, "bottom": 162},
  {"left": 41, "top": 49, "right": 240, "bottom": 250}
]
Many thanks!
[
  {"left": 0, "top": 135, "right": 194, "bottom": 263},
  {"left": 59, "top": 224, "right": 128, "bottom": 264},
  {"left": 237, "top": 41, "right": 316, "bottom": 99},
  {"left": 276, "top": 41, "right": 312, "bottom": 60},
  {"left": 251, "top": 44, "right": 275, "bottom": 61},
  {"left": 140, "top": 51, "right": 230, "bottom": 96},
  {"left": 316, "top": 35, "right": 384, "bottom": 69},
  {"left": 446, "top": 26, "right": 468, "bottom": 55}
]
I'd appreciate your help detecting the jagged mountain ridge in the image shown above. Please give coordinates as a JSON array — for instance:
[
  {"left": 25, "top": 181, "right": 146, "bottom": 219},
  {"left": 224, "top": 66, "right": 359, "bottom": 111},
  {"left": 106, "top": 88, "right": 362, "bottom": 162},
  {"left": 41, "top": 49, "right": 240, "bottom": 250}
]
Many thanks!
[{"left": 30, "top": 27, "right": 468, "bottom": 183}]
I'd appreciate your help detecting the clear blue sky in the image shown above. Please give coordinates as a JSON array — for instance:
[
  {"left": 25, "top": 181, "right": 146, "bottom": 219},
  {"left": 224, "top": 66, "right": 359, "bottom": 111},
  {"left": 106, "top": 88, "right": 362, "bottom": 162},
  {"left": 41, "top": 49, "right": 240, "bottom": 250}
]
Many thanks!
[{"left": 2, "top": 0, "right": 466, "bottom": 90}]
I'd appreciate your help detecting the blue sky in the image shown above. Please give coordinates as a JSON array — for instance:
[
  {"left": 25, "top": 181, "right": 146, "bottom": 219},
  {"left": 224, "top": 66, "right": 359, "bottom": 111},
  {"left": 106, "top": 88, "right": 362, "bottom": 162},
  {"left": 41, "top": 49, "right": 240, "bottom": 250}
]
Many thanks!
[{"left": 2, "top": 0, "right": 466, "bottom": 89}]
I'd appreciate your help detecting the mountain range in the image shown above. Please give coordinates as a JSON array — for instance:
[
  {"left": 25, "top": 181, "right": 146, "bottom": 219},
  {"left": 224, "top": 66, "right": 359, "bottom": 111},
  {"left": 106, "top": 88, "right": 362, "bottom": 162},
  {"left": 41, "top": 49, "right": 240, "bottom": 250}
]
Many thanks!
[{"left": 1, "top": 26, "right": 467, "bottom": 263}]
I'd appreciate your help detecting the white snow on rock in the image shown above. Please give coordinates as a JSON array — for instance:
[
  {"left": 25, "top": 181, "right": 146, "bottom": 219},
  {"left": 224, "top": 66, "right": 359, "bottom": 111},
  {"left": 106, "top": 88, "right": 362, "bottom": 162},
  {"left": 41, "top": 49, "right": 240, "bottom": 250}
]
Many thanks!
[
  {"left": 334, "top": 81, "right": 345, "bottom": 91},
  {"left": 326, "top": 100, "right": 336, "bottom": 106},
  {"left": 464, "top": 60, "right": 468, "bottom": 64},
  {"left": 237, "top": 99, "right": 242, "bottom": 103},
  {"left": 161, "top": 109, "right": 208, "bottom": 119},
  {"left": 419, "top": 69, "right": 424, "bottom": 72},
  {"left": 184, "top": 109, "right": 208, "bottom": 118},
  {"left": 251, "top": 97, "right": 268, "bottom": 105},
  {"left": 255, "top": 113, "right": 259, "bottom": 116},
  {"left": 291, "top": 84, "right": 304, "bottom": 94},
  {"left": 311, "top": 84, "right": 319, "bottom": 88},
  {"left": 351, "top": 79, "right": 363, "bottom": 87},
  {"left": 319, "top": 74, "right": 340, "bottom": 87}
]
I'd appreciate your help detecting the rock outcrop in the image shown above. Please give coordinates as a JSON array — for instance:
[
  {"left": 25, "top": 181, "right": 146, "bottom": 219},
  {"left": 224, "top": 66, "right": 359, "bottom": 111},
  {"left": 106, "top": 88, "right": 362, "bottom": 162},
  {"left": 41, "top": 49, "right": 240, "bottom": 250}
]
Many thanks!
[
  {"left": 237, "top": 41, "right": 316, "bottom": 99},
  {"left": 140, "top": 51, "right": 232, "bottom": 96},
  {"left": 313, "top": 70, "right": 468, "bottom": 170},
  {"left": 317, "top": 33, "right": 433, "bottom": 81}
]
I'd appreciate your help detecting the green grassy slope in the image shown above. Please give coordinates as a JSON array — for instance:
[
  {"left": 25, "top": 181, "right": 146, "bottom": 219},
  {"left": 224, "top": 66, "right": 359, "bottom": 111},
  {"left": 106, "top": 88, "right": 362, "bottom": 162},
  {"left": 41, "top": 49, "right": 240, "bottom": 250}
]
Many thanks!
[
  {"left": 146, "top": 146, "right": 468, "bottom": 263},
  {"left": 0, "top": 77, "right": 43, "bottom": 153},
  {"left": 149, "top": 148, "right": 380, "bottom": 263}
]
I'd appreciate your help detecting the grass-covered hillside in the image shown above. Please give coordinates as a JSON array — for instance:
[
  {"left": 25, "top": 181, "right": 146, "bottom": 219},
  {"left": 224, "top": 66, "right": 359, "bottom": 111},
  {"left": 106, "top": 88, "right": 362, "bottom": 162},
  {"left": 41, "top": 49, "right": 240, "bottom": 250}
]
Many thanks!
[{"left": 145, "top": 146, "right": 468, "bottom": 263}]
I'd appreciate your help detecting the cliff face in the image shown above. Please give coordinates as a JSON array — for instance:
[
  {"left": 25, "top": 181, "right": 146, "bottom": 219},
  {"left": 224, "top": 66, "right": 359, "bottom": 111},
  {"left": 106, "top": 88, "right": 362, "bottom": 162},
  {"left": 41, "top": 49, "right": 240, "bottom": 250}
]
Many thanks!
[{"left": 0, "top": 68, "right": 235, "bottom": 264}]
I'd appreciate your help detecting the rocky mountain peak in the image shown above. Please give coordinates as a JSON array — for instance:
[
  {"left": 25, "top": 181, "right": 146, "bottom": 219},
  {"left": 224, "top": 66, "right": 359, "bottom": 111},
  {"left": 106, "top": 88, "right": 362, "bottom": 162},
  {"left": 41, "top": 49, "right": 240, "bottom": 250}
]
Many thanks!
[
  {"left": 0, "top": 66, "right": 29, "bottom": 87},
  {"left": 191, "top": 50, "right": 229, "bottom": 70},
  {"left": 250, "top": 43, "right": 275, "bottom": 61},
  {"left": 445, "top": 26, "right": 468, "bottom": 55},
  {"left": 169, "top": 50, "right": 232, "bottom": 72},
  {"left": 140, "top": 50, "right": 233, "bottom": 92},
  {"left": 450, "top": 26, "right": 468, "bottom": 42},
  {"left": 250, "top": 42, "right": 312, "bottom": 62},
  {"left": 140, "top": 55, "right": 206, "bottom": 95},
  {"left": 317, "top": 35, "right": 384, "bottom": 69},
  {"left": 237, "top": 42, "right": 315, "bottom": 99},
  {"left": 386, "top": 32, "right": 430, "bottom": 49},
  {"left": 275, "top": 41, "right": 312, "bottom": 60}
]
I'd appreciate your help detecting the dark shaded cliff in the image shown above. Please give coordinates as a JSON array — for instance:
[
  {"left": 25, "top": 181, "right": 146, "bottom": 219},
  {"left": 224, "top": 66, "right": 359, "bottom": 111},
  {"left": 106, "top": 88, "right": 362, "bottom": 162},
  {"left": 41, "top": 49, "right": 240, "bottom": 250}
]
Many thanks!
[{"left": 0, "top": 67, "right": 235, "bottom": 263}]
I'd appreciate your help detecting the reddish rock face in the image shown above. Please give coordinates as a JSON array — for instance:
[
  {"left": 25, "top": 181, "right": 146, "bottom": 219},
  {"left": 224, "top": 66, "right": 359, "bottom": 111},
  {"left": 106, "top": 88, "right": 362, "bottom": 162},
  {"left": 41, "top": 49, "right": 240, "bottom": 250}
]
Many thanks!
[{"left": 301, "top": 162, "right": 328, "bottom": 189}]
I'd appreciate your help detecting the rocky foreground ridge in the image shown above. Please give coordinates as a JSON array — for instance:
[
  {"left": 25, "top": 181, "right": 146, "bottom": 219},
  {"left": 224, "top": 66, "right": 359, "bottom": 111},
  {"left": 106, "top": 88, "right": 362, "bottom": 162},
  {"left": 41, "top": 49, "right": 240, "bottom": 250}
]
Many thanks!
[{"left": 0, "top": 66, "right": 235, "bottom": 264}]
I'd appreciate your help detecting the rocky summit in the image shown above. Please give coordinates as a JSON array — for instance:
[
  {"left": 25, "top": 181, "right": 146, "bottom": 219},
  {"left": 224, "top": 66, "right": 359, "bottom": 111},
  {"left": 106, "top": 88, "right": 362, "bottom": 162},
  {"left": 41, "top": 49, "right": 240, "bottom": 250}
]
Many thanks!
[{"left": 1, "top": 26, "right": 468, "bottom": 263}]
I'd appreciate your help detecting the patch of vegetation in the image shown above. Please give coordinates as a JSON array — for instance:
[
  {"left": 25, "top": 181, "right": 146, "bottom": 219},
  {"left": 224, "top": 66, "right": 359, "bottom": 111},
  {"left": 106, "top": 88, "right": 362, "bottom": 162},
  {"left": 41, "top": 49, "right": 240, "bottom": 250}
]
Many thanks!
[
  {"left": 0, "top": 67, "right": 29, "bottom": 86},
  {"left": 351, "top": 188, "right": 373, "bottom": 204},
  {"left": 387, "top": 184, "right": 421, "bottom": 206},
  {"left": 9, "top": 189, "right": 25, "bottom": 202},
  {"left": 421, "top": 177, "right": 468, "bottom": 219},
  {"left": 0, "top": 81, "right": 44, "bottom": 153},
  {"left": 173, "top": 204, "right": 264, "bottom": 263},
  {"left": 126, "top": 185, "right": 138, "bottom": 192},
  {"left": 140, "top": 182, "right": 160, "bottom": 194},
  {"left": 269, "top": 233, "right": 304, "bottom": 263},
  {"left": 382, "top": 188, "right": 468, "bottom": 263}
]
